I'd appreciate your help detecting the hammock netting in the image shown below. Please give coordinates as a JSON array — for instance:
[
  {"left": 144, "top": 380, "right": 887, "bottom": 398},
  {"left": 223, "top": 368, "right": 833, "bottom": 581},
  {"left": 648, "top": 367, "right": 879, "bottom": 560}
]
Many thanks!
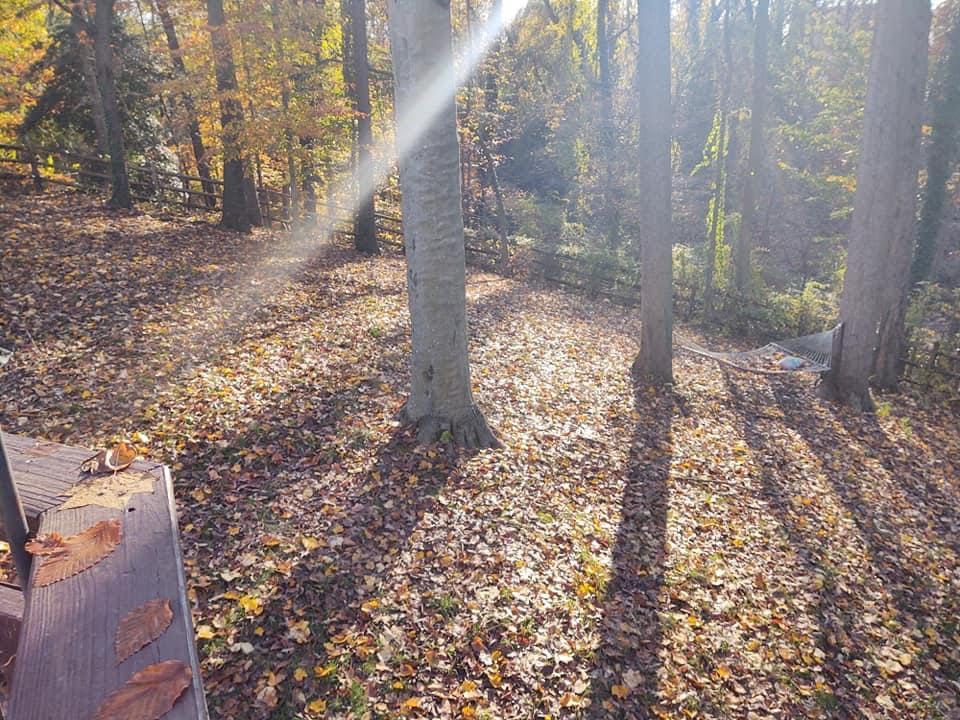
[{"left": 677, "top": 325, "right": 840, "bottom": 375}]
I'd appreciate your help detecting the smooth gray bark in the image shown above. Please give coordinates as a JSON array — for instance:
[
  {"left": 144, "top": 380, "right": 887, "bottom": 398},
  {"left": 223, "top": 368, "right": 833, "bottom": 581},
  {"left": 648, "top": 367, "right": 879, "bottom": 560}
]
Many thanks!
[
  {"left": 388, "top": 0, "right": 498, "bottom": 447},
  {"left": 633, "top": 0, "right": 674, "bottom": 383},
  {"left": 93, "top": 0, "right": 131, "bottom": 208},
  {"left": 820, "top": 0, "right": 930, "bottom": 410}
]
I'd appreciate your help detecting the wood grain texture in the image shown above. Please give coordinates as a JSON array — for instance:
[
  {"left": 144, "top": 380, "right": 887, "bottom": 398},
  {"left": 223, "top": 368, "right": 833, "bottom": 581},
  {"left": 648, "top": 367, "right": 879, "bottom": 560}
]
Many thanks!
[
  {"left": 1, "top": 433, "right": 165, "bottom": 538},
  {"left": 0, "top": 582, "right": 24, "bottom": 673},
  {"left": 8, "top": 462, "right": 207, "bottom": 719}
]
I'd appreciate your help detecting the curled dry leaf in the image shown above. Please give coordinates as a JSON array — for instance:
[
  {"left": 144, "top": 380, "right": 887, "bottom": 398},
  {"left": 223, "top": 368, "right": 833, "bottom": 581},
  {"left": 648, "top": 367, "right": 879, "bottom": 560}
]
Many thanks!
[
  {"left": 81, "top": 442, "right": 138, "bottom": 475},
  {"left": 93, "top": 660, "right": 192, "bottom": 720},
  {"left": 24, "top": 532, "right": 65, "bottom": 556},
  {"left": 115, "top": 598, "right": 174, "bottom": 664},
  {"left": 29, "top": 519, "right": 121, "bottom": 587}
]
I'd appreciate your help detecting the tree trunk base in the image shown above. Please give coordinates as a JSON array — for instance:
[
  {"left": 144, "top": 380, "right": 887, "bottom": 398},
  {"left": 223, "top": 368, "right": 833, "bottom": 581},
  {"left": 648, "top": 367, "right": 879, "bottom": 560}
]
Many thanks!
[
  {"left": 815, "top": 377, "right": 876, "bottom": 413},
  {"left": 402, "top": 403, "right": 500, "bottom": 449},
  {"left": 631, "top": 355, "right": 673, "bottom": 386}
]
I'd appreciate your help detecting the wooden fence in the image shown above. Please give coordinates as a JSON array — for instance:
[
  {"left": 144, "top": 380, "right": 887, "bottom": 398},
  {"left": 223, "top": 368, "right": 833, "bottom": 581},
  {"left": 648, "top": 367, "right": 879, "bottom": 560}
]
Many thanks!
[{"left": 3, "top": 143, "right": 956, "bottom": 401}]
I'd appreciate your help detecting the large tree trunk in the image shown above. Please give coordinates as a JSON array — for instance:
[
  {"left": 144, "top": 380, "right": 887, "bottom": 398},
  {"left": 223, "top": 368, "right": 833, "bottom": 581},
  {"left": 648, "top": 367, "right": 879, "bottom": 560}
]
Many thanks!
[
  {"left": 153, "top": 0, "right": 216, "bottom": 207},
  {"left": 350, "top": 0, "right": 379, "bottom": 253},
  {"left": 633, "top": 0, "right": 673, "bottom": 383},
  {"left": 819, "top": 0, "right": 930, "bottom": 410},
  {"left": 207, "top": 0, "right": 250, "bottom": 232},
  {"left": 387, "top": 0, "right": 498, "bottom": 448},
  {"left": 912, "top": 1, "right": 960, "bottom": 283},
  {"left": 69, "top": 7, "right": 109, "bottom": 156},
  {"left": 93, "top": 0, "right": 131, "bottom": 208},
  {"left": 734, "top": 0, "right": 769, "bottom": 293}
]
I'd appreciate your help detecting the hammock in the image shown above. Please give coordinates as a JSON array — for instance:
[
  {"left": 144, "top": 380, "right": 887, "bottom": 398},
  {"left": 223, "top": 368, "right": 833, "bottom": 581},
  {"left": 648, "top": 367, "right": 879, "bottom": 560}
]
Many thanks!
[{"left": 677, "top": 325, "right": 840, "bottom": 375}]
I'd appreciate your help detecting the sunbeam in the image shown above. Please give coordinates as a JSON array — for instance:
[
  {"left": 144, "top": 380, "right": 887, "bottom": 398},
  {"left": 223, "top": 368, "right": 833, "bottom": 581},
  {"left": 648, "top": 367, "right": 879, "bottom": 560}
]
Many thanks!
[{"left": 169, "top": 0, "right": 529, "bottom": 361}]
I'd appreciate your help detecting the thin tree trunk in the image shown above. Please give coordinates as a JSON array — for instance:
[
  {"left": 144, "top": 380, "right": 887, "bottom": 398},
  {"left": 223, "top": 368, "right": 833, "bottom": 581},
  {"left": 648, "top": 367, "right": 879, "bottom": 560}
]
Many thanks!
[
  {"left": 207, "top": 0, "right": 250, "bottom": 231},
  {"left": 350, "top": 0, "right": 379, "bottom": 252},
  {"left": 704, "top": 4, "right": 733, "bottom": 317},
  {"left": 154, "top": 0, "right": 216, "bottom": 206},
  {"left": 69, "top": 7, "right": 109, "bottom": 156},
  {"left": 820, "top": 0, "right": 930, "bottom": 410},
  {"left": 735, "top": 0, "right": 769, "bottom": 293},
  {"left": 387, "top": 0, "right": 498, "bottom": 447},
  {"left": 597, "top": 0, "right": 619, "bottom": 248},
  {"left": 234, "top": 17, "right": 263, "bottom": 227},
  {"left": 477, "top": 134, "right": 510, "bottom": 270},
  {"left": 93, "top": 0, "right": 131, "bottom": 208},
  {"left": 912, "top": 0, "right": 960, "bottom": 283},
  {"left": 269, "top": 0, "right": 299, "bottom": 224},
  {"left": 633, "top": 0, "right": 673, "bottom": 383}
]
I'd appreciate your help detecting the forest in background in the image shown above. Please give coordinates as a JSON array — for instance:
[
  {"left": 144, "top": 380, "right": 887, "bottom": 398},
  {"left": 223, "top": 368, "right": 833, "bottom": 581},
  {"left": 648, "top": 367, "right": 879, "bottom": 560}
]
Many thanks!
[{"left": 1, "top": 0, "right": 959, "bottom": 385}]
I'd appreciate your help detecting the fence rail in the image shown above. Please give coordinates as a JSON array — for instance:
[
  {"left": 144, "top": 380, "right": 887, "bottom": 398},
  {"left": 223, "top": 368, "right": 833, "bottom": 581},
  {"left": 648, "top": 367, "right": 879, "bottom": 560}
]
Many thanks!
[{"left": 3, "top": 142, "right": 956, "bottom": 402}]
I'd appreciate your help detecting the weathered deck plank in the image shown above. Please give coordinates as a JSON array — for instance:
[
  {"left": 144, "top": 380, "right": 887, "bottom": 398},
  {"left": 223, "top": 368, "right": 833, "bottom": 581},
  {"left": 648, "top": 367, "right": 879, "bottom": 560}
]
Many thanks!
[
  {"left": 7, "top": 455, "right": 207, "bottom": 719},
  {"left": 0, "top": 434, "right": 84, "bottom": 535}
]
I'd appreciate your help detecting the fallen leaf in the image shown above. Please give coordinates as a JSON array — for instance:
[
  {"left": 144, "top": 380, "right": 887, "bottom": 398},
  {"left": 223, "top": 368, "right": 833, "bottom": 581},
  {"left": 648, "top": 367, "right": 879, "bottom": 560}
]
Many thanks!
[
  {"left": 81, "top": 442, "right": 137, "bottom": 475},
  {"left": 611, "top": 684, "right": 630, "bottom": 699},
  {"left": 307, "top": 699, "right": 327, "bottom": 714},
  {"left": 93, "top": 660, "right": 191, "bottom": 720},
  {"left": 115, "top": 598, "right": 173, "bottom": 664},
  {"left": 28, "top": 519, "right": 121, "bottom": 586},
  {"left": 61, "top": 471, "right": 156, "bottom": 511}
]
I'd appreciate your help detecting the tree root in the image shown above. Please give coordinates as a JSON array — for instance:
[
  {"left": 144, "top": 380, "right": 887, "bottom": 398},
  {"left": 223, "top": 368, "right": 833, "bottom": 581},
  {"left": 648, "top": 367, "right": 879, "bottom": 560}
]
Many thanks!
[{"left": 404, "top": 404, "right": 501, "bottom": 449}]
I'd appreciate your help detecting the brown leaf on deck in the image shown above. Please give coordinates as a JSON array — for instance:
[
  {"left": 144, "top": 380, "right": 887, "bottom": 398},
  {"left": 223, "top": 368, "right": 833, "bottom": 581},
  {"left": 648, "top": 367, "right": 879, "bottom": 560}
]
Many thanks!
[
  {"left": 29, "top": 519, "right": 122, "bottom": 587},
  {"left": 93, "top": 660, "right": 192, "bottom": 720},
  {"left": 115, "top": 598, "right": 174, "bottom": 664},
  {"left": 24, "top": 532, "right": 65, "bottom": 556}
]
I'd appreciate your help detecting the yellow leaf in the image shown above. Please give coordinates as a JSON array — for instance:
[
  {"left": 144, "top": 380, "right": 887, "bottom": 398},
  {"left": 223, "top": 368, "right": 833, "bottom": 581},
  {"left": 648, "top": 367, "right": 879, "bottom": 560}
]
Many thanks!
[
  {"left": 486, "top": 671, "right": 503, "bottom": 689},
  {"left": 715, "top": 665, "right": 731, "bottom": 680},
  {"left": 294, "top": 667, "right": 308, "bottom": 682},
  {"left": 196, "top": 625, "right": 215, "bottom": 640},
  {"left": 400, "top": 696, "right": 423, "bottom": 711},
  {"left": 301, "top": 536, "right": 321, "bottom": 551},
  {"left": 190, "top": 488, "right": 206, "bottom": 503},
  {"left": 361, "top": 598, "right": 381, "bottom": 614},
  {"left": 307, "top": 699, "right": 327, "bottom": 714},
  {"left": 611, "top": 684, "right": 630, "bottom": 699},
  {"left": 239, "top": 595, "right": 263, "bottom": 616},
  {"left": 314, "top": 663, "right": 337, "bottom": 678},
  {"left": 461, "top": 706, "right": 476, "bottom": 718}
]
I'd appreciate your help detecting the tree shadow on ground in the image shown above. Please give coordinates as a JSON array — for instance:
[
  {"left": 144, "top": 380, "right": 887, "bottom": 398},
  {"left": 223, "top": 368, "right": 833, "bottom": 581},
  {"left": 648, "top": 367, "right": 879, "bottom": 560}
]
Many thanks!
[
  {"left": 588, "top": 380, "right": 675, "bottom": 718},
  {"left": 724, "top": 373, "right": 960, "bottom": 716},
  {"left": 191, "top": 368, "right": 483, "bottom": 718}
]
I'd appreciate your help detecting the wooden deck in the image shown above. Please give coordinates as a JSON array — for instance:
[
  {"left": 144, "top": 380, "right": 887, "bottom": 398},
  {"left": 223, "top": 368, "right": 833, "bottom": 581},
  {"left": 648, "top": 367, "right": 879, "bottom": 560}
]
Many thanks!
[{"left": 2, "top": 433, "right": 207, "bottom": 719}]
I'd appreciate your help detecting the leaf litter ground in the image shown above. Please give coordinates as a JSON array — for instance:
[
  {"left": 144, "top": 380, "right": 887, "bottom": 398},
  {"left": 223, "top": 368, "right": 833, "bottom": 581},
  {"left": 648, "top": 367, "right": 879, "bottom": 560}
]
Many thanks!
[{"left": 1, "top": 190, "right": 958, "bottom": 719}]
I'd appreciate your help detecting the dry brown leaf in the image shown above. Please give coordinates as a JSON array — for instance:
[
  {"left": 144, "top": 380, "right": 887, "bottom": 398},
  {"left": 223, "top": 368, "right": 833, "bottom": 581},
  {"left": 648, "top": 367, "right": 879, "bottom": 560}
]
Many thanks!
[
  {"left": 93, "top": 660, "right": 192, "bottom": 720},
  {"left": 60, "top": 471, "right": 156, "bottom": 511},
  {"left": 81, "top": 442, "right": 137, "bottom": 475},
  {"left": 29, "top": 519, "right": 122, "bottom": 587},
  {"left": 24, "top": 532, "right": 65, "bottom": 556},
  {"left": 115, "top": 598, "right": 173, "bottom": 664}
]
